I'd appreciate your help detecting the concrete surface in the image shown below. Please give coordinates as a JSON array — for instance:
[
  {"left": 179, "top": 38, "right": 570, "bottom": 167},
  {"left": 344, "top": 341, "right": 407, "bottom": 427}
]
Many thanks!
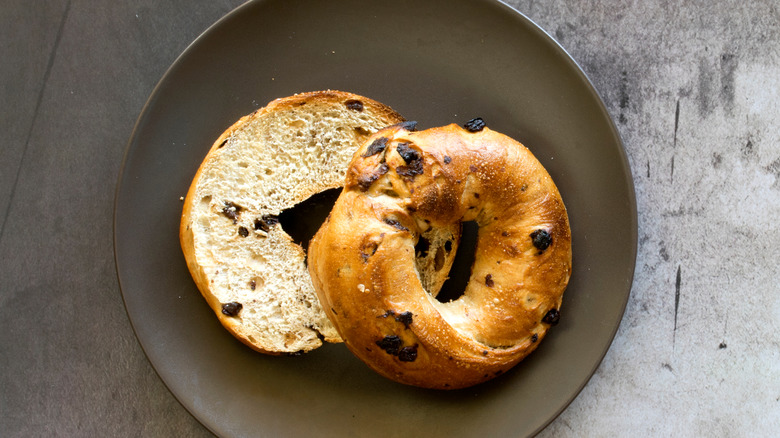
[
  {"left": 518, "top": 2, "right": 780, "bottom": 436},
  {"left": 1, "top": 0, "right": 778, "bottom": 436}
]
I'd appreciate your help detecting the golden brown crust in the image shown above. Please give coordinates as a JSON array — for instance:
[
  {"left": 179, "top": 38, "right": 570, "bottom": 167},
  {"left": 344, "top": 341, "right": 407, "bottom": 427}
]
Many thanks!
[{"left": 308, "top": 122, "right": 572, "bottom": 388}]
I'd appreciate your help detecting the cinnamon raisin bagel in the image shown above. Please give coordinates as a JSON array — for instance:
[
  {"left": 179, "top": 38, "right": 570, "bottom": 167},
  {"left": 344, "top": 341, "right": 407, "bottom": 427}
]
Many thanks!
[{"left": 308, "top": 120, "right": 572, "bottom": 389}]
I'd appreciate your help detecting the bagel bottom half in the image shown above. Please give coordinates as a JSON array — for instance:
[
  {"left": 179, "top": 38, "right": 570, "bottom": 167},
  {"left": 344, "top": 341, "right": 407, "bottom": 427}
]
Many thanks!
[
  {"left": 308, "top": 121, "right": 572, "bottom": 389},
  {"left": 180, "top": 91, "right": 406, "bottom": 354}
]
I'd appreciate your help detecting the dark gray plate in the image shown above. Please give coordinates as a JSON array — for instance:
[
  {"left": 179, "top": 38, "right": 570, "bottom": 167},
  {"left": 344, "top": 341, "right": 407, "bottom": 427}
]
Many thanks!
[{"left": 114, "top": 0, "right": 636, "bottom": 436}]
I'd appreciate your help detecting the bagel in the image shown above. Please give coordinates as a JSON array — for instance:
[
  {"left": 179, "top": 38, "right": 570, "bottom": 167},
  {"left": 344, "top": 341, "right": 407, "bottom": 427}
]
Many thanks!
[
  {"left": 308, "top": 120, "right": 572, "bottom": 388},
  {"left": 180, "top": 91, "right": 406, "bottom": 354}
]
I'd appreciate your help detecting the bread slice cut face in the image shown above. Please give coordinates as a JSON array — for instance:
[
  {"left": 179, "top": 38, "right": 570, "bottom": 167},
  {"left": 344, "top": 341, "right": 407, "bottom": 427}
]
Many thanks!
[{"left": 180, "top": 91, "right": 405, "bottom": 354}]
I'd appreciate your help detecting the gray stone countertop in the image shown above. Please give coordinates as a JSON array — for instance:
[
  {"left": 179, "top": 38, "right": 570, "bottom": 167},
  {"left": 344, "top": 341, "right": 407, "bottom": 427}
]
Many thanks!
[{"left": 1, "top": 1, "right": 777, "bottom": 436}]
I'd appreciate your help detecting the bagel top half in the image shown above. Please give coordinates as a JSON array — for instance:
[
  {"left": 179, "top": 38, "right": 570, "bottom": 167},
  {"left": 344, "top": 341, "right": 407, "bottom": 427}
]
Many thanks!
[{"left": 308, "top": 121, "right": 572, "bottom": 388}]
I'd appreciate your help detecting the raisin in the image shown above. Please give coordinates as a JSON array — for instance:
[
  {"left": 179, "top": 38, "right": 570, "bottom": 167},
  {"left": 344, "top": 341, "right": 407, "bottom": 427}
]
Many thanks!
[
  {"left": 443, "top": 155, "right": 452, "bottom": 164},
  {"left": 542, "top": 308, "right": 560, "bottom": 325},
  {"left": 530, "top": 229, "right": 552, "bottom": 251},
  {"left": 398, "top": 345, "right": 418, "bottom": 362},
  {"left": 376, "top": 335, "right": 403, "bottom": 355},
  {"left": 221, "top": 201, "right": 243, "bottom": 223},
  {"left": 345, "top": 99, "right": 364, "bottom": 111},
  {"left": 531, "top": 333, "right": 539, "bottom": 343},
  {"left": 395, "top": 142, "right": 423, "bottom": 177},
  {"left": 362, "top": 137, "right": 388, "bottom": 157},
  {"left": 485, "top": 274, "right": 494, "bottom": 287},
  {"left": 356, "top": 163, "right": 389, "bottom": 190},
  {"left": 262, "top": 214, "right": 279, "bottom": 227},
  {"left": 254, "top": 214, "right": 279, "bottom": 232},
  {"left": 396, "top": 160, "right": 423, "bottom": 177},
  {"left": 221, "top": 302, "right": 243, "bottom": 317},
  {"left": 383, "top": 218, "right": 408, "bottom": 232},
  {"left": 238, "top": 226, "right": 249, "bottom": 237},
  {"left": 397, "top": 120, "right": 418, "bottom": 131},
  {"left": 395, "top": 311, "right": 413, "bottom": 328},
  {"left": 356, "top": 176, "right": 374, "bottom": 191},
  {"left": 249, "top": 280, "right": 256, "bottom": 290},
  {"left": 396, "top": 142, "right": 420, "bottom": 164},
  {"left": 464, "top": 117, "right": 486, "bottom": 132}
]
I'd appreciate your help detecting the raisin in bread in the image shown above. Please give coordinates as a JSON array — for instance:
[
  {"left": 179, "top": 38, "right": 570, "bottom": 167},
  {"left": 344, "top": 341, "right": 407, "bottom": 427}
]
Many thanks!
[{"left": 180, "top": 91, "right": 405, "bottom": 354}]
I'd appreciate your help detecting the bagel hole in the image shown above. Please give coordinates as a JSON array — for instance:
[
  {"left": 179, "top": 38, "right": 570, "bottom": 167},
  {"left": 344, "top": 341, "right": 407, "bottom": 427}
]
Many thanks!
[
  {"left": 436, "top": 221, "right": 479, "bottom": 303},
  {"left": 277, "top": 187, "right": 342, "bottom": 261}
]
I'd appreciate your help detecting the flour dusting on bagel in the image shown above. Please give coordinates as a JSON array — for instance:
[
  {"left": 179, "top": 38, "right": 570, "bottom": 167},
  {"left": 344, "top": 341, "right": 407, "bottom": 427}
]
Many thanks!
[{"left": 308, "top": 121, "right": 572, "bottom": 389}]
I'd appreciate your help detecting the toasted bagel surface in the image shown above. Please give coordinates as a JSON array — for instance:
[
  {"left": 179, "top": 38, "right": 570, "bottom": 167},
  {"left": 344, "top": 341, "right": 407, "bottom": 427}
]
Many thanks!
[{"left": 308, "top": 122, "right": 572, "bottom": 388}]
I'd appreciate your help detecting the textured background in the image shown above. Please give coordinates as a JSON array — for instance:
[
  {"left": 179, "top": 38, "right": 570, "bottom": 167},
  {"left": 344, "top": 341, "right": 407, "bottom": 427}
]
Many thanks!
[{"left": 1, "top": 0, "right": 778, "bottom": 436}]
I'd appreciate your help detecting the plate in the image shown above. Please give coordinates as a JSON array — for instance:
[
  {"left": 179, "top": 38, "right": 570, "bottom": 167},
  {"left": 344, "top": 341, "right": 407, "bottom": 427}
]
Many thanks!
[{"left": 114, "top": 0, "right": 636, "bottom": 436}]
